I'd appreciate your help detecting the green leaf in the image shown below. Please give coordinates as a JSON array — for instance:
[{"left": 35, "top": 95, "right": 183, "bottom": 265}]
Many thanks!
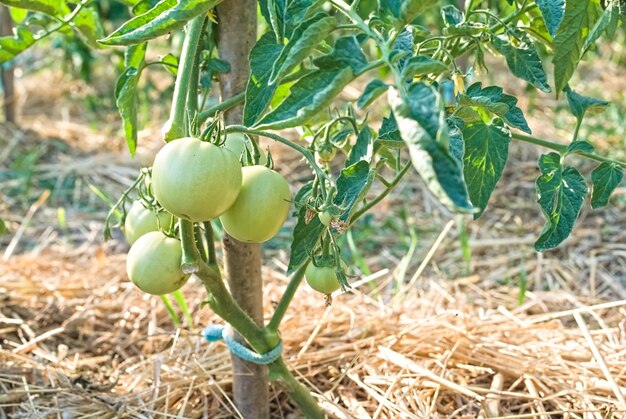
[
  {"left": 391, "top": 29, "right": 412, "bottom": 71},
  {"left": 243, "top": 32, "right": 283, "bottom": 127},
  {"left": 448, "top": 126, "right": 464, "bottom": 164},
  {"left": 259, "top": 0, "right": 323, "bottom": 39},
  {"left": 564, "top": 85, "right": 609, "bottom": 120},
  {"left": 590, "top": 162, "right": 623, "bottom": 208},
  {"left": 535, "top": 153, "right": 588, "bottom": 251},
  {"left": 389, "top": 83, "right": 474, "bottom": 213},
  {"left": 490, "top": 30, "right": 551, "bottom": 93},
  {"left": 582, "top": 0, "right": 618, "bottom": 53},
  {"left": 0, "top": 217, "right": 7, "bottom": 235},
  {"left": 346, "top": 125, "right": 373, "bottom": 166},
  {"left": 536, "top": 0, "right": 565, "bottom": 38},
  {"left": 287, "top": 206, "right": 325, "bottom": 274},
  {"left": 460, "top": 82, "right": 532, "bottom": 134},
  {"left": 99, "top": 0, "right": 221, "bottom": 46},
  {"left": 161, "top": 52, "right": 178, "bottom": 75},
  {"left": 256, "top": 68, "right": 352, "bottom": 130},
  {"left": 0, "top": 25, "right": 36, "bottom": 64},
  {"left": 376, "top": 113, "right": 404, "bottom": 148},
  {"left": 441, "top": 4, "right": 464, "bottom": 25},
  {"left": 401, "top": 55, "right": 449, "bottom": 79},
  {"left": 0, "top": 0, "right": 69, "bottom": 16},
  {"left": 357, "top": 80, "right": 388, "bottom": 109},
  {"left": 115, "top": 43, "right": 147, "bottom": 156},
  {"left": 462, "top": 122, "right": 511, "bottom": 217},
  {"left": 72, "top": 7, "right": 105, "bottom": 49},
  {"left": 334, "top": 160, "right": 375, "bottom": 222},
  {"left": 566, "top": 140, "right": 594, "bottom": 154},
  {"left": 132, "top": 0, "right": 161, "bottom": 15},
  {"left": 9, "top": 7, "right": 29, "bottom": 23},
  {"left": 269, "top": 13, "right": 335, "bottom": 84},
  {"left": 313, "top": 36, "right": 368, "bottom": 73},
  {"left": 553, "top": 0, "right": 601, "bottom": 95},
  {"left": 380, "top": 0, "right": 430, "bottom": 25}
]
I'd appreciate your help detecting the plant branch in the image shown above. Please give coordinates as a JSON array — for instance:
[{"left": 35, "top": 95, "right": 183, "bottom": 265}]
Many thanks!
[
  {"left": 511, "top": 133, "right": 626, "bottom": 168},
  {"left": 268, "top": 359, "right": 324, "bottom": 418},
  {"left": 203, "top": 221, "right": 217, "bottom": 265},
  {"left": 350, "top": 161, "right": 412, "bottom": 224},
  {"left": 266, "top": 261, "right": 310, "bottom": 333}
]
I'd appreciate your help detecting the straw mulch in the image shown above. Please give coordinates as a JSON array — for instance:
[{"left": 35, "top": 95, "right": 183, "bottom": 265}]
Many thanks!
[{"left": 1, "top": 247, "right": 625, "bottom": 418}]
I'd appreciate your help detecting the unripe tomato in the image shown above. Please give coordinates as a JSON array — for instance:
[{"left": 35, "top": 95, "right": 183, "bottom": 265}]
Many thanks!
[
  {"left": 315, "top": 142, "right": 336, "bottom": 163},
  {"left": 219, "top": 165, "right": 291, "bottom": 243},
  {"left": 124, "top": 201, "right": 173, "bottom": 245},
  {"left": 318, "top": 211, "right": 333, "bottom": 227},
  {"left": 305, "top": 261, "right": 347, "bottom": 294},
  {"left": 152, "top": 137, "right": 242, "bottom": 221},
  {"left": 224, "top": 133, "right": 267, "bottom": 164},
  {"left": 126, "top": 231, "right": 189, "bottom": 295}
]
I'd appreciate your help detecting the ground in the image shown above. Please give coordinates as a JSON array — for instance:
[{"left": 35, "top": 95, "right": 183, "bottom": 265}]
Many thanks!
[{"left": 0, "top": 48, "right": 625, "bottom": 417}]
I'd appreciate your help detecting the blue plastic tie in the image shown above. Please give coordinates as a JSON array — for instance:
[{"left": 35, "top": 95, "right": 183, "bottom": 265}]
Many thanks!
[{"left": 203, "top": 324, "right": 282, "bottom": 365}]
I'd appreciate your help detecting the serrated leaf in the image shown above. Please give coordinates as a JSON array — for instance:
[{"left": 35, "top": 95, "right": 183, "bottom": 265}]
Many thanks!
[
  {"left": 553, "top": 0, "right": 600, "bottom": 95},
  {"left": 380, "top": 0, "right": 430, "bottom": 25},
  {"left": 115, "top": 43, "right": 147, "bottom": 156},
  {"left": 72, "top": 7, "right": 105, "bottom": 48},
  {"left": 269, "top": 13, "right": 336, "bottom": 84},
  {"left": 0, "top": 0, "right": 69, "bottom": 16},
  {"left": 582, "top": 2, "right": 614, "bottom": 53},
  {"left": 566, "top": 140, "right": 595, "bottom": 154},
  {"left": 357, "top": 80, "right": 388, "bottom": 109},
  {"left": 259, "top": 0, "right": 323, "bottom": 40},
  {"left": 243, "top": 32, "right": 283, "bottom": 126},
  {"left": 460, "top": 82, "right": 532, "bottom": 133},
  {"left": 376, "top": 113, "right": 404, "bottom": 148},
  {"left": 389, "top": 83, "right": 474, "bottom": 213},
  {"left": 334, "top": 160, "right": 375, "bottom": 222},
  {"left": 313, "top": 36, "right": 368, "bottom": 73},
  {"left": 441, "top": 4, "right": 464, "bottom": 26},
  {"left": 0, "top": 25, "right": 36, "bottom": 63},
  {"left": 535, "top": 156, "right": 587, "bottom": 252},
  {"left": 256, "top": 68, "right": 352, "bottom": 130},
  {"left": 99, "top": 0, "right": 221, "bottom": 46},
  {"left": 564, "top": 85, "right": 609, "bottom": 120},
  {"left": 590, "top": 162, "right": 623, "bottom": 208},
  {"left": 490, "top": 30, "right": 550, "bottom": 93},
  {"left": 391, "top": 29, "right": 412, "bottom": 71},
  {"left": 401, "top": 55, "right": 448, "bottom": 79},
  {"left": 287, "top": 206, "right": 325, "bottom": 273},
  {"left": 462, "top": 122, "right": 511, "bottom": 217},
  {"left": 536, "top": 0, "right": 565, "bottom": 38},
  {"left": 346, "top": 125, "right": 373, "bottom": 166}
]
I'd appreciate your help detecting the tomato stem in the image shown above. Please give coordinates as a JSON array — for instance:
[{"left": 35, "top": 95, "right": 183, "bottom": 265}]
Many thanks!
[
  {"left": 266, "top": 261, "right": 310, "bottom": 334},
  {"left": 203, "top": 221, "right": 217, "bottom": 265}
]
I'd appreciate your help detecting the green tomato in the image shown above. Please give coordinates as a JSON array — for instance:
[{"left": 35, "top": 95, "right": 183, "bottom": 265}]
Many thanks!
[
  {"left": 124, "top": 200, "right": 173, "bottom": 245},
  {"left": 152, "top": 137, "right": 242, "bottom": 221},
  {"left": 305, "top": 261, "right": 347, "bottom": 294},
  {"left": 318, "top": 211, "right": 333, "bottom": 227},
  {"left": 315, "top": 143, "right": 336, "bottom": 163},
  {"left": 224, "top": 133, "right": 267, "bottom": 164},
  {"left": 219, "top": 165, "right": 291, "bottom": 243},
  {"left": 126, "top": 231, "right": 189, "bottom": 295}
]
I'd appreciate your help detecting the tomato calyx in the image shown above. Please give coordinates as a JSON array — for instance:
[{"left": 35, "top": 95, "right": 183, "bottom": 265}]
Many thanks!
[{"left": 315, "top": 141, "right": 336, "bottom": 164}]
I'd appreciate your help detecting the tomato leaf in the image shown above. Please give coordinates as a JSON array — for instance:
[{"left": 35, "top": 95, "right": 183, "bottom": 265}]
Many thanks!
[
  {"left": 313, "top": 36, "right": 368, "bottom": 73},
  {"left": 379, "top": 0, "right": 431, "bottom": 25},
  {"left": 441, "top": 4, "right": 464, "bottom": 26},
  {"left": 0, "top": 25, "right": 36, "bottom": 63},
  {"left": 376, "top": 113, "right": 404, "bottom": 148},
  {"left": 582, "top": 1, "right": 618, "bottom": 53},
  {"left": 401, "top": 55, "right": 449, "bottom": 80},
  {"left": 564, "top": 85, "right": 609, "bottom": 120},
  {"left": 335, "top": 160, "right": 375, "bottom": 222},
  {"left": 0, "top": 0, "right": 70, "bottom": 16},
  {"left": 459, "top": 82, "right": 531, "bottom": 134},
  {"left": 72, "top": 7, "right": 105, "bottom": 49},
  {"left": 490, "top": 29, "right": 550, "bottom": 93},
  {"left": 536, "top": 0, "right": 565, "bottom": 38},
  {"left": 534, "top": 153, "right": 588, "bottom": 252},
  {"left": 269, "top": 13, "right": 336, "bottom": 84},
  {"left": 99, "top": 0, "right": 221, "bottom": 46},
  {"left": 553, "top": 0, "right": 601, "bottom": 95},
  {"left": 357, "top": 80, "right": 389, "bottom": 109},
  {"left": 566, "top": 140, "right": 595, "bottom": 155},
  {"left": 115, "top": 43, "right": 147, "bottom": 156},
  {"left": 462, "top": 121, "right": 511, "bottom": 218},
  {"left": 287, "top": 206, "right": 325, "bottom": 274},
  {"left": 346, "top": 125, "right": 373, "bottom": 166},
  {"left": 590, "top": 162, "right": 623, "bottom": 209},
  {"left": 243, "top": 32, "right": 283, "bottom": 126},
  {"left": 259, "top": 0, "right": 324, "bottom": 40},
  {"left": 389, "top": 83, "right": 475, "bottom": 213}
]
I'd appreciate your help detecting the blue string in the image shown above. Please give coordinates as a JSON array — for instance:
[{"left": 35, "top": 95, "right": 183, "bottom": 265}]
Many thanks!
[{"left": 203, "top": 324, "right": 282, "bottom": 365}]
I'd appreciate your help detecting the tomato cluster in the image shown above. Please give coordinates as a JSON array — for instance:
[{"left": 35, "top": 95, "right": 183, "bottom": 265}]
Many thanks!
[{"left": 125, "top": 135, "right": 293, "bottom": 296}]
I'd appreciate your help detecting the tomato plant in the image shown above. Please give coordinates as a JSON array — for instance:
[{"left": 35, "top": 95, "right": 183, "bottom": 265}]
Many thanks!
[
  {"left": 124, "top": 200, "right": 173, "bottom": 245},
  {"left": 219, "top": 165, "right": 291, "bottom": 243},
  {"left": 305, "top": 261, "right": 347, "bottom": 295},
  {"left": 3, "top": 0, "right": 625, "bottom": 417},
  {"left": 152, "top": 137, "right": 242, "bottom": 221},
  {"left": 126, "top": 231, "right": 189, "bottom": 295}
]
